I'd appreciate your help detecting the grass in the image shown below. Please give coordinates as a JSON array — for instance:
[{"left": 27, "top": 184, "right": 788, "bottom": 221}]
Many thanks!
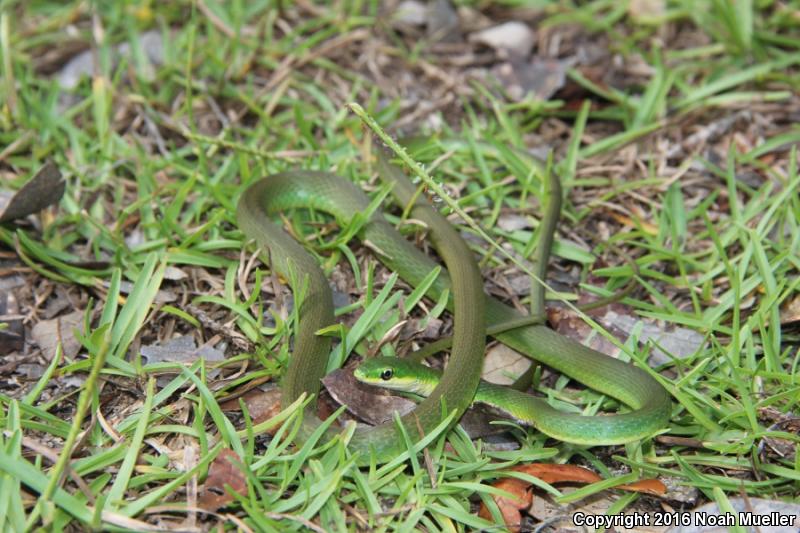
[{"left": 0, "top": 0, "right": 799, "bottom": 531}]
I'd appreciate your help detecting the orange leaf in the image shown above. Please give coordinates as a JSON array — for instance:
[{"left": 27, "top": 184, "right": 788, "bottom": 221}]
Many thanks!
[
  {"left": 608, "top": 211, "right": 658, "bottom": 236},
  {"left": 617, "top": 478, "right": 667, "bottom": 495},
  {"left": 478, "top": 478, "right": 531, "bottom": 533},
  {"left": 510, "top": 463, "right": 602, "bottom": 485},
  {"left": 198, "top": 449, "right": 247, "bottom": 510},
  {"left": 478, "top": 463, "right": 665, "bottom": 531}
]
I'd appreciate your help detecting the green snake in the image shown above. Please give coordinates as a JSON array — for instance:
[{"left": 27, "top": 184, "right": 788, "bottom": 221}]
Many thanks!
[
  {"left": 236, "top": 151, "right": 671, "bottom": 462},
  {"left": 355, "top": 357, "right": 655, "bottom": 445}
]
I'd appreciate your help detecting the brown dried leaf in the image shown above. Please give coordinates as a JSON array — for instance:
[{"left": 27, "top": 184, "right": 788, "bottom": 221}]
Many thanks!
[
  {"left": 31, "top": 310, "right": 84, "bottom": 360},
  {"left": 140, "top": 335, "right": 224, "bottom": 365},
  {"left": 482, "top": 344, "right": 531, "bottom": 386},
  {"left": 322, "top": 368, "right": 415, "bottom": 425},
  {"left": 548, "top": 306, "right": 622, "bottom": 359},
  {"left": 479, "top": 464, "right": 600, "bottom": 533},
  {"left": 496, "top": 214, "right": 532, "bottom": 232},
  {"left": 57, "top": 30, "right": 164, "bottom": 89},
  {"left": 198, "top": 449, "right": 247, "bottom": 510},
  {"left": 220, "top": 387, "right": 282, "bottom": 424},
  {"left": 0, "top": 317, "right": 24, "bottom": 355},
  {"left": 511, "top": 463, "right": 603, "bottom": 485},
  {"left": 549, "top": 301, "right": 704, "bottom": 367},
  {"left": 628, "top": 0, "right": 666, "bottom": 23},
  {"left": 0, "top": 162, "right": 64, "bottom": 223},
  {"left": 427, "top": 0, "right": 460, "bottom": 43},
  {"left": 393, "top": 1, "right": 427, "bottom": 26},
  {"left": 116, "top": 280, "right": 176, "bottom": 303},
  {"left": 780, "top": 293, "right": 800, "bottom": 325},
  {"left": 607, "top": 210, "right": 659, "bottom": 235},
  {"left": 616, "top": 478, "right": 667, "bottom": 495},
  {"left": 480, "top": 464, "right": 665, "bottom": 532},
  {"left": 492, "top": 57, "right": 572, "bottom": 102},
  {"left": 478, "top": 477, "right": 531, "bottom": 532},
  {"left": 0, "top": 289, "right": 24, "bottom": 355},
  {"left": 470, "top": 21, "right": 534, "bottom": 56},
  {"left": 597, "top": 309, "right": 705, "bottom": 366}
]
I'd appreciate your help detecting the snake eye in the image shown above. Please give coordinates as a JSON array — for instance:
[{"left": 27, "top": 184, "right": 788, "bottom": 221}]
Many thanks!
[{"left": 380, "top": 368, "right": 394, "bottom": 381}]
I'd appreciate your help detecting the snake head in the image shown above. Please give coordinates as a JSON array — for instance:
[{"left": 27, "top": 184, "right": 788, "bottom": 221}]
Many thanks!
[{"left": 353, "top": 357, "right": 439, "bottom": 396}]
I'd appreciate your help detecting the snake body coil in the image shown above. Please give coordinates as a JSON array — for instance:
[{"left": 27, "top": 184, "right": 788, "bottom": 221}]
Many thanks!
[{"left": 236, "top": 154, "right": 671, "bottom": 462}]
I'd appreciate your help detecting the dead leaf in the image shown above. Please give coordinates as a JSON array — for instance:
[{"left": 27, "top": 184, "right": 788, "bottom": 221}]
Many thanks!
[
  {"left": 57, "top": 30, "right": 164, "bottom": 89},
  {"left": 0, "top": 162, "right": 64, "bottom": 223},
  {"left": 140, "top": 335, "right": 224, "bottom": 365},
  {"left": 163, "top": 266, "right": 188, "bottom": 281},
  {"left": 471, "top": 21, "right": 534, "bottom": 57},
  {"left": 616, "top": 478, "right": 667, "bottom": 495},
  {"left": 427, "top": 0, "right": 460, "bottom": 43},
  {"left": 492, "top": 57, "right": 573, "bottom": 102},
  {"left": 599, "top": 309, "right": 705, "bottom": 366},
  {"left": 549, "top": 300, "right": 704, "bottom": 368},
  {"left": 0, "top": 289, "right": 24, "bottom": 355},
  {"left": 780, "top": 292, "right": 800, "bottom": 325},
  {"left": 482, "top": 344, "right": 531, "bottom": 386},
  {"left": 393, "top": 0, "right": 427, "bottom": 26},
  {"left": 496, "top": 214, "right": 532, "bottom": 232},
  {"left": 608, "top": 210, "right": 659, "bottom": 235},
  {"left": 548, "top": 306, "right": 622, "bottom": 359},
  {"left": 322, "top": 368, "right": 416, "bottom": 425},
  {"left": 512, "top": 463, "right": 604, "bottom": 485},
  {"left": 116, "top": 280, "right": 176, "bottom": 303},
  {"left": 478, "top": 477, "right": 531, "bottom": 531},
  {"left": 628, "top": 0, "right": 666, "bottom": 23},
  {"left": 198, "top": 449, "right": 247, "bottom": 510},
  {"left": 0, "top": 315, "right": 24, "bottom": 355},
  {"left": 31, "top": 310, "right": 84, "bottom": 360},
  {"left": 220, "top": 388, "right": 282, "bottom": 429},
  {"left": 479, "top": 463, "right": 665, "bottom": 532}
]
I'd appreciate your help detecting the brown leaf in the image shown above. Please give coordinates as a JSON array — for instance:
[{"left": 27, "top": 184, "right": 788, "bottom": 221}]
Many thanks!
[
  {"left": 198, "top": 449, "right": 247, "bottom": 510},
  {"left": 220, "top": 388, "right": 282, "bottom": 428},
  {"left": 0, "top": 162, "right": 64, "bottom": 223},
  {"left": 607, "top": 211, "right": 658, "bottom": 236},
  {"left": 31, "top": 310, "right": 84, "bottom": 360},
  {"left": 470, "top": 21, "right": 534, "bottom": 56},
  {"left": 479, "top": 463, "right": 664, "bottom": 531},
  {"left": 628, "top": 0, "right": 666, "bottom": 22},
  {"left": 478, "top": 478, "right": 531, "bottom": 533},
  {"left": 0, "top": 289, "right": 24, "bottom": 355},
  {"left": 780, "top": 292, "right": 800, "bottom": 325},
  {"left": 548, "top": 306, "right": 622, "bottom": 359},
  {"left": 426, "top": 0, "right": 460, "bottom": 43},
  {"left": 57, "top": 30, "right": 164, "bottom": 89},
  {"left": 482, "top": 344, "right": 532, "bottom": 386},
  {"left": 140, "top": 335, "right": 224, "bottom": 365},
  {"left": 512, "top": 463, "right": 602, "bottom": 485},
  {"left": 393, "top": 1, "right": 427, "bottom": 26},
  {"left": 616, "top": 478, "right": 667, "bottom": 495},
  {"left": 549, "top": 296, "right": 704, "bottom": 368},
  {"left": 491, "top": 57, "right": 572, "bottom": 102},
  {"left": 322, "top": 367, "right": 416, "bottom": 425}
]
